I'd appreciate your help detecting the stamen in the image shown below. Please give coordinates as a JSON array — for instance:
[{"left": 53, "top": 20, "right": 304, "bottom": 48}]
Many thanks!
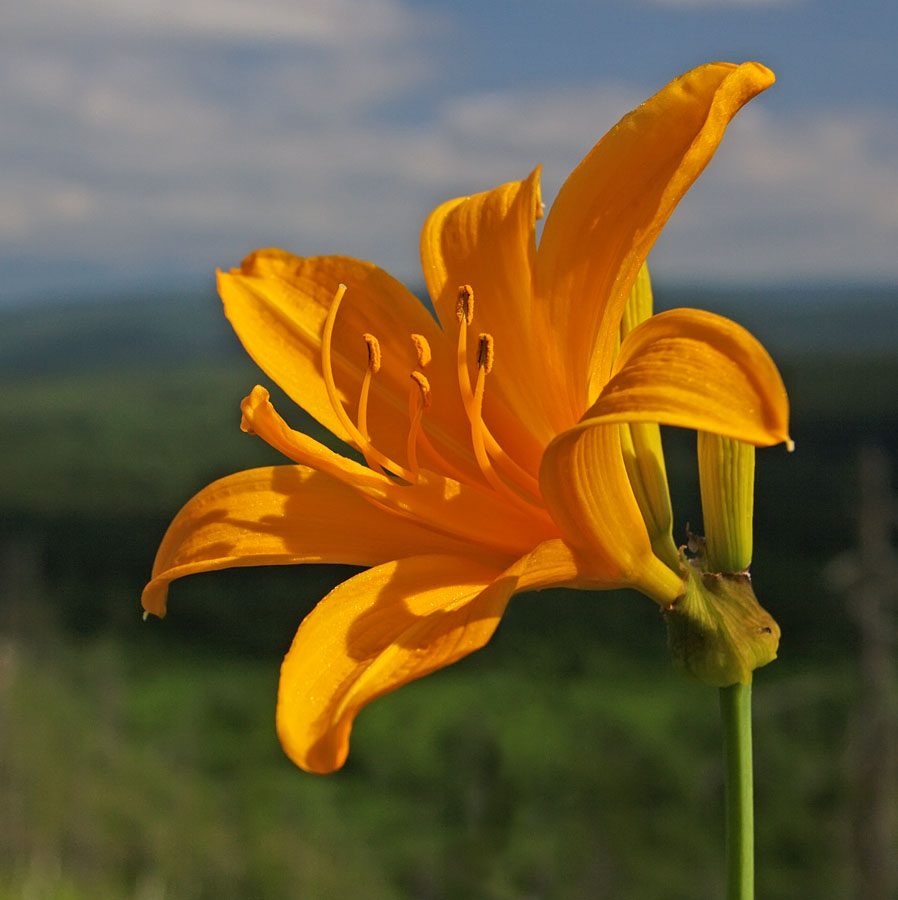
[
  {"left": 363, "top": 333, "right": 381, "bottom": 373},
  {"left": 463, "top": 333, "right": 545, "bottom": 512},
  {"left": 455, "top": 286, "right": 475, "bottom": 411},
  {"left": 406, "top": 371, "right": 432, "bottom": 479},
  {"left": 456, "top": 284, "right": 474, "bottom": 325},
  {"left": 357, "top": 334, "right": 381, "bottom": 441},
  {"left": 477, "top": 333, "right": 494, "bottom": 373},
  {"left": 404, "top": 374, "right": 477, "bottom": 484},
  {"left": 409, "top": 371, "right": 432, "bottom": 409},
  {"left": 463, "top": 328, "right": 543, "bottom": 502},
  {"left": 468, "top": 351, "right": 527, "bottom": 506},
  {"left": 321, "top": 284, "right": 415, "bottom": 482},
  {"left": 410, "top": 333, "right": 431, "bottom": 369}
]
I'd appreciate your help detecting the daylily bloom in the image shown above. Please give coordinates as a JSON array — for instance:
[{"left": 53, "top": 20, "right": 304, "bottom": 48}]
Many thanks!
[{"left": 143, "top": 61, "right": 790, "bottom": 774}]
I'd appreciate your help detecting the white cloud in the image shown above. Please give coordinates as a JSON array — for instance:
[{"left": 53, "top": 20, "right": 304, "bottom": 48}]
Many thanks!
[
  {"left": 1, "top": 0, "right": 895, "bottom": 297},
  {"left": 649, "top": 104, "right": 898, "bottom": 283},
  {"left": 0, "top": 0, "right": 442, "bottom": 290},
  {"left": 0, "top": 177, "right": 96, "bottom": 241},
  {"left": 6, "top": 0, "right": 426, "bottom": 46}
]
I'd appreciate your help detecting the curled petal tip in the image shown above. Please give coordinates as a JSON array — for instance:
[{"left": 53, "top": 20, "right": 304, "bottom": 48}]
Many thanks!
[
  {"left": 745, "top": 60, "right": 775, "bottom": 86},
  {"left": 141, "top": 582, "right": 168, "bottom": 619}
]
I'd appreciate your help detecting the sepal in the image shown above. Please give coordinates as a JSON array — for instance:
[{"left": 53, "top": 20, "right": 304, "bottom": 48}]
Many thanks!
[{"left": 664, "top": 548, "right": 780, "bottom": 686}]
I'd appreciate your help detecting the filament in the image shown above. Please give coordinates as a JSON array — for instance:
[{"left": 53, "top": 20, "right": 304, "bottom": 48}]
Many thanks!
[
  {"left": 357, "top": 334, "right": 381, "bottom": 440},
  {"left": 454, "top": 298, "right": 541, "bottom": 501},
  {"left": 321, "top": 285, "right": 414, "bottom": 482},
  {"left": 455, "top": 285, "right": 475, "bottom": 411},
  {"left": 466, "top": 334, "right": 547, "bottom": 514},
  {"left": 406, "top": 371, "right": 431, "bottom": 479}
]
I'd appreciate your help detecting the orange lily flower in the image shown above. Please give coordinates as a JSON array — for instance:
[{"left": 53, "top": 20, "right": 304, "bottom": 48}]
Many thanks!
[{"left": 143, "top": 62, "right": 790, "bottom": 774}]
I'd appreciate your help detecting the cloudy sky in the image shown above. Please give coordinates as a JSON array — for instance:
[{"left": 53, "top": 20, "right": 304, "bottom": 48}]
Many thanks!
[{"left": 2, "top": 0, "right": 896, "bottom": 303}]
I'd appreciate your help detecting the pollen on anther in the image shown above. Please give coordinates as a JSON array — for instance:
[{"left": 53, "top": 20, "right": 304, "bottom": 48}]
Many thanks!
[
  {"left": 477, "top": 333, "right": 494, "bottom": 374},
  {"left": 410, "top": 371, "right": 432, "bottom": 409},
  {"left": 455, "top": 284, "right": 474, "bottom": 325},
  {"left": 363, "top": 333, "right": 381, "bottom": 373},
  {"left": 410, "top": 333, "right": 431, "bottom": 369}
]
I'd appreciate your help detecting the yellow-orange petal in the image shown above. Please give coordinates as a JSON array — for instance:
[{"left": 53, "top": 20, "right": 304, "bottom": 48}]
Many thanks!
[
  {"left": 420, "top": 168, "right": 559, "bottom": 458},
  {"left": 589, "top": 308, "right": 791, "bottom": 447},
  {"left": 276, "top": 554, "right": 512, "bottom": 773},
  {"left": 240, "top": 385, "right": 558, "bottom": 559},
  {"left": 276, "top": 539, "right": 584, "bottom": 774},
  {"left": 539, "top": 421, "right": 685, "bottom": 605},
  {"left": 218, "top": 251, "right": 473, "bottom": 473},
  {"left": 421, "top": 170, "right": 541, "bottom": 334},
  {"left": 141, "top": 465, "right": 509, "bottom": 619},
  {"left": 532, "top": 62, "right": 775, "bottom": 415}
]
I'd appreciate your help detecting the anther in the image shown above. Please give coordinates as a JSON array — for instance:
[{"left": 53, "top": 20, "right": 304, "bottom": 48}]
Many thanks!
[
  {"left": 455, "top": 284, "right": 474, "bottom": 325},
  {"left": 410, "top": 333, "right": 431, "bottom": 369},
  {"left": 410, "top": 371, "right": 432, "bottom": 410},
  {"left": 363, "top": 333, "right": 381, "bottom": 373},
  {"left": 477, "top": 333, "right": 494, "bottom": 373}
]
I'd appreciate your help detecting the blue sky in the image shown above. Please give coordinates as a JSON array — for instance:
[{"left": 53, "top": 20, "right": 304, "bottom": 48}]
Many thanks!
[{"left": 2, "top": 0, "right": 897, "bottom": 303}]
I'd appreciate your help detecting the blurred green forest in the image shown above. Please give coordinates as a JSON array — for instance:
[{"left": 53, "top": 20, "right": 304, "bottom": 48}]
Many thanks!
[{"left": 1, "top": 284, "right": 896, "bottom": 899}]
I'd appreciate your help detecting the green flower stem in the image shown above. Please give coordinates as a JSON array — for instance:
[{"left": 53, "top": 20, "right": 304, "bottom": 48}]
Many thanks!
[{"left": 720, "top": 682, "right": 754, "bottom": 900}]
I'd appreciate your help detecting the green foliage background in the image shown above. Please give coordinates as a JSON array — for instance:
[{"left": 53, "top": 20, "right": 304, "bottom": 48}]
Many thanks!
[{"left": 1, "top": 285, "right": 896, "bottom": 899}]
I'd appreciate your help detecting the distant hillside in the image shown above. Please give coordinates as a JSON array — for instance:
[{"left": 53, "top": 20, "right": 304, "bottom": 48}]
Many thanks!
[
  {"left": 657, "top": 283, "right": 898, "bottom": 358},
  {"left": 1, "top": 282, "right": 895, "bottom": 381},
  {"left": 0, "top": 291, "right": 238, "bottom": 379}
]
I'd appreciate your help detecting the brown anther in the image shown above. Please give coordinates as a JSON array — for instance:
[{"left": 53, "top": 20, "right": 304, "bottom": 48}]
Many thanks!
[
  {"left": 410, "top": 371, "right": 432, "bottom": 410},
  {"left": 477, "top": 333, "right": 494, "bottom": 374},
  {"left": 410, "top": 333, "right": 432, "bottom": 369},
  {"left": 455, "top": 284, "right": 474, "bottom": 325},
  {"left": 363, "top": 333, "right": 381, "bottom": 373}
]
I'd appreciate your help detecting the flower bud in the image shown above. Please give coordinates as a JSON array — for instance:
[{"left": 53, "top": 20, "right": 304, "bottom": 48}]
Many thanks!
[
  {"left": 698, "top": 432, "right": 755, "bottom": 574},
  {"left": 620, "top": 422, "right": 680, "bottom": 572}
]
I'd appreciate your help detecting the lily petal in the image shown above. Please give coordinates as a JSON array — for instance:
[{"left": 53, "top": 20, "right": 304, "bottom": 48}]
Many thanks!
[
  {"left": 539, "top": 422, "right": 686, "bottom": 605},
  {"left": 588, "top": 308, "right": 791, "bottom": 447},
  {"left": 420, "top": 169, "right": 557, "bottom": 461},
  {"left": 277, "top": 555, "right": 511, "bottom": 773},
  {"left": 532, "top": 62, "right": 775, "bottom": 416},
  {"left": 141, "top": 465, "right": 508, "bottom": 619},
  {"left": 277, "top": 540, "right": 583, "bottom": 773},
  {"left": 218, "top": 251, "right": 473, "bottom": 472}
]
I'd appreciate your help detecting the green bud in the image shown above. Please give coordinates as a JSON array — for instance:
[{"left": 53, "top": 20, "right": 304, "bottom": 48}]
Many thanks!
[
  {"left": 620, "top": 422, "right": 680, "bottom": 573},
  {"left": 664, "top": 556, "right": 780, "bottom": 686},
  {"left": 698, "top": 432, "right": 755, "bottom": 573},
  {"left": 620, "top": 263, "right": 653, "bottom": 338}
]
